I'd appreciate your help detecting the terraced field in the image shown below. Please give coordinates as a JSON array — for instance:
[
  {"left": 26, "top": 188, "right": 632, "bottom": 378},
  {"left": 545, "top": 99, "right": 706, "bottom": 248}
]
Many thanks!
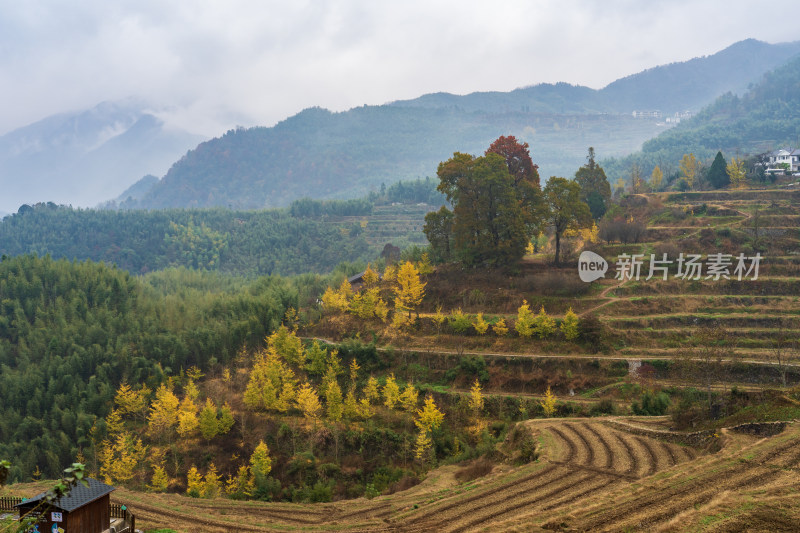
[{"left": 7, "top": 418, "right": 791, "bottom": 532}]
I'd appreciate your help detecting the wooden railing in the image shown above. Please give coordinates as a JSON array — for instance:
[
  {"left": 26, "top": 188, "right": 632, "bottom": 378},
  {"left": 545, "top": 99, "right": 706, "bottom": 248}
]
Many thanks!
[
  {"left": 109, "top": 503, "right": 136, "bottom": 532},
  {"left": 0, "top": 496, "right": 23, "bottom": 511}
]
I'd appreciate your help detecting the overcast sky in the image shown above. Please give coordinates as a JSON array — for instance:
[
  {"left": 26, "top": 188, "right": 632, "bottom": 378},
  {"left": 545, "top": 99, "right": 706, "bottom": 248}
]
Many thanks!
[{"left": 1, "top": 0, "right": 798, "bottom": 137}]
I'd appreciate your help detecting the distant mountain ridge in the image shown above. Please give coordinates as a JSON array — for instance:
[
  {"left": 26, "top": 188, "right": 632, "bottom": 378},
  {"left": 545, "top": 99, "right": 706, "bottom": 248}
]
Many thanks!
[
  {"left": 0, "top": 99, "right": 205, "bottom": 212},
  {"left": 390, "top": 39, "right": 800, "bottom": 115},
  {"left": 601, "top": 52, "right": 800, "bottom": 181},
  {"left": 118, "top": 39, "right": 800, "bottom": 210}
]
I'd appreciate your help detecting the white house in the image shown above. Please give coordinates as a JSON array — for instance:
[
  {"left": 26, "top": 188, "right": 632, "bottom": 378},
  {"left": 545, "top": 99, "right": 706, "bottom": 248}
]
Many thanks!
[{"left": 765, "top": 148, "right": 800, "bottom": 174}]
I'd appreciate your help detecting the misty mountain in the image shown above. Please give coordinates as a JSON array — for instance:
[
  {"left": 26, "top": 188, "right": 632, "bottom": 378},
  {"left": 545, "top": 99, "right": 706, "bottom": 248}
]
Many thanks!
[
  {"left": 0, "top": 100, "right": 205, "bottom": 212},
  {"left": 120, "top": 39, "right": 800, "bottom": 211},
  {"left": 391, "top": 39, "right": 800, "bottom": 115}
]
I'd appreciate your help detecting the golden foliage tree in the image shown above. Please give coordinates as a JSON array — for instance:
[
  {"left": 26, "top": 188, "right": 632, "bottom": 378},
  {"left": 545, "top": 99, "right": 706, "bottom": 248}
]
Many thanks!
[
  {"left": 249, "top": 440, "right": 272, "bottom": 480},
  {"left": 473, "top": 313, "right": 489, "bottom": 335},
  {"left": 149, "top": 463, "right": 169, "bottom": 493},
  {"left": 650, "top": 165, "right": 663, "bottom": 191},
  {"left": 364, "top": 376, "right": 381, "bottom": 404},
  {"left": 147, "top": 384, "right": 180, "bottom": 439},
  {"left": 324, "top": 378, "right": 344, "bottom": 422},
  {"left": 394, "top": 261, "right": 426, "bottom": 318},
  {"left": 114, "top": 382, "right": 149, "bottom": 420},
  {"left": 383, "top": 373, "right": 401, "bottom": 409},
  {"left": 99, "top": 432, "right": 146, "bottom": 485},
  {"left": 541, "top": 386, "right": 557, "bottom": 417},
  {"left": 515, "top": 300, "right": 535, "bottom": 337},
  {"left": 560, "top": 307, "right": 579, "bottom": 340},
  {"left": 400, "top": 382, "right": 419, "bottom": 413},
  {"left": 243, "top": 348, "right": 297, "bottom": 412},
  {"left": 492, "top": 318, "right": 508, "bottom": 336},
  {"left": 533, "top": 306, "right": 556, "bottom": 339},
  {"left": 468, "top": 379, "right": 484, "bottom": 414},
  {"left": 268, "top": 325, "right": 304, "bottom": 365},
  {"left": 199, "top": 398, "right": 220, "bottom": 441},
  {"left": 415, "top": 395, "right": 444, "bottom": 433},
  {"left": 186, "top": 465, "right": 203, "bottom": 498},
  {"left": 225, "top": 464, "right": 253, "bottom": 500},
  {"left": 177, "top": 396, "right": 198, "bottom": 438},
  {"left": 680, "top": 153, "right": 699, "bottom": 189},
  {"left": 295, "top": 382, "right": 322, "bottom": 424},
  {"left": 727, "top": 157, "right": 747, "bottom": 189},
  {"left": 202, "top": 463, "right": 221, "bottom": 498}
]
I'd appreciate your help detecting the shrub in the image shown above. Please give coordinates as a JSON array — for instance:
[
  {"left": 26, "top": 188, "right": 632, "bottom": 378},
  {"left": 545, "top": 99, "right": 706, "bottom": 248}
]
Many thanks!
[
  {"left": 632, "top": 391, "right": 670, "bottom": 416},
  {"left": 454, "top": 457, "right": 494, "bottom": 483}
]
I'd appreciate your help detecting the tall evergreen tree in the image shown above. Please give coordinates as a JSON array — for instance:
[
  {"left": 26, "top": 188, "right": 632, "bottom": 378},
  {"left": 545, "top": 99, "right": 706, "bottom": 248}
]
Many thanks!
[
  {"left": 707, "top": 151, "right": 729, "bottom": 189},
  {"left": 574, "top": 148, "right": 611, "bottom": 219}
]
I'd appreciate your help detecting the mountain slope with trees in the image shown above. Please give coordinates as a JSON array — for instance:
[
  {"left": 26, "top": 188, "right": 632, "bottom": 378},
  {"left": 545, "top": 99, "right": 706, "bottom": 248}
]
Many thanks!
[
  {"left": 602, "top": 53, "right": 800, "bottom": 184},
  {"left": 114, "top": 39, "right": 800, "bottom": 211}
]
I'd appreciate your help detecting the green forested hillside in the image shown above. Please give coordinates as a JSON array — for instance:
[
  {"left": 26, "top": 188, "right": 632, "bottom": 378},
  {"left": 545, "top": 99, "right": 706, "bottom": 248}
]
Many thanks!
[
  {"left": 0, "top": 203, "right": 374, "bottom": 276},
  {"left": 602, "top": 54, "right": 800, "bottom": 182},
  {"left": 0, "top": 255, "right": 301, "bottom": 481}
]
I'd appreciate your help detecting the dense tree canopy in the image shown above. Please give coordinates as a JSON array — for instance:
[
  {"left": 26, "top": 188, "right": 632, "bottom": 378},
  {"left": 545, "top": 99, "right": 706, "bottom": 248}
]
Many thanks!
[{"left": 424, "top": 137, "right": 544, "bottom": 267}]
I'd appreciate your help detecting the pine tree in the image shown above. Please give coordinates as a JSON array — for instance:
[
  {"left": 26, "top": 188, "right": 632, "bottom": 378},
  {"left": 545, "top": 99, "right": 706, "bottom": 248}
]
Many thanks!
[
  {"left": 348, "top": 358, "right": 360, "bottom": 389},
  {"left": 395, "top": 261, "right": 426, "bottom": 318},
  {"left": 493, "top": 318, "right": 509, "bottom": 336},
  {"left": 383, "top": 374, "right": 401, "bottom": 409},
  {"left": 560, "top": 307, "right": 580, "bottom": 340},
  {"left": 533, "top": 306, "right": 556, "bottom": 339},
  {"left": 362, "top": 264, "right": 380, "bottom": 286},
  {"left": 199, "top": 398, "right": 220, "bottom": 441},
  {"left": 515, "top": 300, "right": 535, "bottom": 337},
  {"left": 541, "top": 386, "right": 557, "bottom": 417},
  {"left": 432, "top": 305, "right": 446, "bottom": 335},
  {"left": 707, "top": 151, "right": 729, "bottom": 189}
]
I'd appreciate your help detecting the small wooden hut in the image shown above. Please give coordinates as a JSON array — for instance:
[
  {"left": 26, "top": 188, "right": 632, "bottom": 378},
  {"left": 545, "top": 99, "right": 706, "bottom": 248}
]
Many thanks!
[{"left": 16, "top": 477, "right": 115, "bottom": 533}]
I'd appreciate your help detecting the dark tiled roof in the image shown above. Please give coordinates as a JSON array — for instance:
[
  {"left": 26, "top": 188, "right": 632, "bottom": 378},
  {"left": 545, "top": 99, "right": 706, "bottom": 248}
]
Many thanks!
[{"left": 16, "top": 478, "right": 115, "bottom": 512}]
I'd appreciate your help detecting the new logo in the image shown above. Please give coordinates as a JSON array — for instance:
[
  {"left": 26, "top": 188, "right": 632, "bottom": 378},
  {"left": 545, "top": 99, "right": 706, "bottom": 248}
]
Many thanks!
[{"left": 578, "top": 251, "right": 608, "bottom": 282}]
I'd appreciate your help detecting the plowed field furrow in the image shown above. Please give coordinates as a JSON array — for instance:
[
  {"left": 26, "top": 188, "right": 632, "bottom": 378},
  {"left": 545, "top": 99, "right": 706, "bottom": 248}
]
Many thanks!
[
  {"left": 609, "top": 468, "right": 784, "bottom": 532},
  {"left": 335, "top": 502, "right": 393, "bottom": 521},
  {"left": 581, "top": 423, "right": 613, "bottom": 469},
  {"left": 678, "top": 444, "right": 698, "bottom": 461},
  {"left": 576, "top": 462, "right": 769, "bottom": 531},
  {"left": 547, "top": 426, "right": 578, "bottom": 463},
  {"left": 775, "top": 445, "right": 800, "bottom": 468},
  {"left": 660, "top": 440, "right": 679, "bottom": 468},
  {"left": 759, "top": 436, "right": 800, "bottom": 464},
  {"left": 129, "top": 502, "right": 278, "bottom": 532},
  {"left": 403, "top": 467, "right": 582, "bottom": 531},
  {"left": 539, "top": 476, "right": 619, "bottom": 512},
  {"left": 633, "top": 436, "right": 659, "bottom": 476},
  {"left": 611, "top": 431, "right": 639, "bottom": 475},
  {"left": 564, "top": 423, "right": 595, "bottom": 466},
  {"left": 397, "top": 464, "right": 559, "bottom": 526},
  {"left": 444, "top": 471, "right": 597, "bottom": 533}
]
